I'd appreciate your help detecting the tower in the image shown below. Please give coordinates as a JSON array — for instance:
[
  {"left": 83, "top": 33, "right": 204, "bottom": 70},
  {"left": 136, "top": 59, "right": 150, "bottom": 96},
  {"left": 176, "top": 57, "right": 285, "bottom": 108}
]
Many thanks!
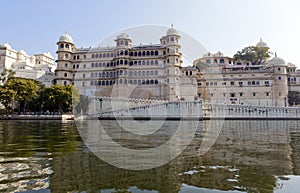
[
  {"left": 113, "top": 33, "right": 132, "bottom": 97},
  {"left": 55, "top": 32, "right": 75, "bottom": 85},
  {"left": 269, "top": 53, "right": 288, "bottom": 106},
  {"left": 160, "top": 25, "right": 182, "bottom": 100}
]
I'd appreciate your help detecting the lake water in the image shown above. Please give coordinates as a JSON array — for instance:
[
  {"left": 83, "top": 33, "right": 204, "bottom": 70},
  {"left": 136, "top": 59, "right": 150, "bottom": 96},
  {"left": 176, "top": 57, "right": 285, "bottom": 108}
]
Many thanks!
[{"left": 0, "top": 120, "right": 299, "bottom": 193}]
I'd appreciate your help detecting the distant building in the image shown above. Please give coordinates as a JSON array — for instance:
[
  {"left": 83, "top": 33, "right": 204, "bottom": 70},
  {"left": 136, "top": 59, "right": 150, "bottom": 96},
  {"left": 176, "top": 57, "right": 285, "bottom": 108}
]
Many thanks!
[
  {"left": 55, "top": 27, "right": 197, "bottom": 100},
  {"left": 0, "top": 43, "right": 56, "bottom": 86},
  {"left": 194, "top": 39, "right": 300, "bottom": 106}
]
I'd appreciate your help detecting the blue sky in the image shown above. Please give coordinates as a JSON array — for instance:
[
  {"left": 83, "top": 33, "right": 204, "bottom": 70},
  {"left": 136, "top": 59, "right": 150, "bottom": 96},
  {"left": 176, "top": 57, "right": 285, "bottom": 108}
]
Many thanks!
[{"left": 2, "top": 0, "right": 300, "bottom": 67}]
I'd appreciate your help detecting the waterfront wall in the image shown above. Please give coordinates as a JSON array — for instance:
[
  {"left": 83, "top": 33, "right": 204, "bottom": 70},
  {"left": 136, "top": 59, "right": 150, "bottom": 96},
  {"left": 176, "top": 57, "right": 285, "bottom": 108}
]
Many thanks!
[
  {"left": 98, "top": 101, "right": 202, "bottom": 120},
  {"left": 203, "top": 103, "right": 300, "bottom": 120}
]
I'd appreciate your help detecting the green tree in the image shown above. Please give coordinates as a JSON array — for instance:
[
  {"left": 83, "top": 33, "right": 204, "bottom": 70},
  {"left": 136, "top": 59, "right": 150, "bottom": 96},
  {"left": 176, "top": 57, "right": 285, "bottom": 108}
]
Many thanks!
[
  {"left": 288, "top": 91, "right": 300, "bottom": 106},
  {"left": 0, "top": 77, "right": 41, "bottom": 113},
  {"left": 233, "top": 46, "right": 271, "bottom": 65},
  {"left": 195, "top": 61, "right": 208, "bottom": 71},
  {"left": 40, "top": 84, "right": 79, "bottom": 113},
  {"left": 0, "top": 68, "right": 15, "bottom": 84}
]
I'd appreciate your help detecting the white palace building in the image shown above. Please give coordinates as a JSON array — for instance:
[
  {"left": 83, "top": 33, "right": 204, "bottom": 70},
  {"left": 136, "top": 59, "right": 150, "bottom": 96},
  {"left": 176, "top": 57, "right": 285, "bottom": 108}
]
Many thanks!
[
  {"left": 0, "top": 43, "right": 56, "bottom": 87},
  {"left": 54, "top": 28, "right": 300, "bottom": 107},
  {"left": 55, "top": 27, "right": 198, "bottom": 101}
]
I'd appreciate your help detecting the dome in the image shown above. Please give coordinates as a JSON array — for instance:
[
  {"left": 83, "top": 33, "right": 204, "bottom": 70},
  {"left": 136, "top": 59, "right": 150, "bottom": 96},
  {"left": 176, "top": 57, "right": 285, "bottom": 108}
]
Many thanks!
[
  {"left": 0, "top": 43, "right": 11, "bottom": 49},
  {"left": 59, "top": 32, "right": 73, "bottom": 43},
  {"left": 269, "top": 53, "right": 285, "bottom": 66},
  {"left": 116, "top": 33, "right": 130, "bottom": 39},
  {"left": 256, "top": 38, "right": 268, "bottom": 48},
  {"left": 18, "top": 49, "right": 27, "bottom": 55},
  {"left": 166, "top": 25, "right": 179, "bottom": 36}
]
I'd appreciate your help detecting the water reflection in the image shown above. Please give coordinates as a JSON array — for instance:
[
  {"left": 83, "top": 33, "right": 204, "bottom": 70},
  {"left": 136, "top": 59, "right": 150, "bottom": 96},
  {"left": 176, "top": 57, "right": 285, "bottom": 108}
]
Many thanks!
[{"left": 0, "top": 120, "right": 299, "bottom": 193}]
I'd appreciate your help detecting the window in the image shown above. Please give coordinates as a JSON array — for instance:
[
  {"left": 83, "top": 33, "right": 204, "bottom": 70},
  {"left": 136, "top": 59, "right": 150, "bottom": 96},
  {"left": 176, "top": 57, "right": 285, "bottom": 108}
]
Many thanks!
[
  {"left": 60, "top": 44, "right": 64, "bottom": 48},
  {"left": 230, "top": 93, "right": 235, "bottom": 97},
  {"left": 220, "top": 59, "right": 225, "bottom": 64},
  {"left": 238, "top": 82, "right": 243, "bottom": 86},
  {"left": 64, "top": 81, "right": 67, "bottom": 86},
  {"left": 65, "top": 63, "right": 68, "bottom": 68},
  {"left": 265, "top": 81, "right": 269, "bottom": 85},
  {"left": 279, "top": 92, "right": 281, "bottom": 96},
  {"left": 278, "top": 67, "right": 281, "bottom": 71},
  {"left": 206, "top": 59, "right": 211, "bottom": 64},
  {"left": 65, "top": 54, "right": 69, "bottom": 58},
  {"left": 230, "top": 81, "right": 234, "bottom": 86},
  {"left": 266, "top": 92, "right": 270, "bottom": 96},
  {"left": 278, "top": 76, "right": 281, "bottom": 80},
  {"left": 239, "top": 93, "right": 243, "bottom": 97},
  {"left": 64, "top": 73, "right": 67, "bottom": 77},
  {"left": 83, "top": 74, "right": 85, "bottom": 78},
  {"left": 253, "top": 93, "right": 256, "bottom": 97}
]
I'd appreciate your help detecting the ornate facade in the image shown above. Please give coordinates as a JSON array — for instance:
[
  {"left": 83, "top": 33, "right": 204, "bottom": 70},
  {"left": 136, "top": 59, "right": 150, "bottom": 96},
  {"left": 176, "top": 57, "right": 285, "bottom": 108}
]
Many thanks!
[
  {"left": 0, "top": 43, "right": 55, "bottom": 86},
  {"left": 195, "top": 39, "right": 300, "bottom": 106},
  {"left": 55, "top": 28, "right": 197, "bottom": 100}
]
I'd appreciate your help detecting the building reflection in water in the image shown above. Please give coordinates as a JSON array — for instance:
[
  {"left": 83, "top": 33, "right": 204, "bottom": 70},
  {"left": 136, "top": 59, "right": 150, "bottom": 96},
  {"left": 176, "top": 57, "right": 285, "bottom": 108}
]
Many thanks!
[{"left": 0, "top": 120, "right": 299, "bottom": 193}]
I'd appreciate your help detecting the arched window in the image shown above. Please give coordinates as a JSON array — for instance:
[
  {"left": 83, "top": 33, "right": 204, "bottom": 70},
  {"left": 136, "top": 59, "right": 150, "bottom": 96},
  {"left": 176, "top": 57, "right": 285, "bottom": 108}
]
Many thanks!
[
  {"left": 214, "top": 59, "right": 218, "bottom": 64},
  {"left": 90, "top": 81, "right": 94, "bottom": 86},
  {"left": 60, "top": 44, "right": 64, "bottom": 48},
  {"left": 150, "top": 51, "right": 154, "bottom": 55},
  {"left": 220, "top": 59, "right": 225, "bottom": 64},
  {"left": 138, "top": 80, "right": 141, "bottom": 84},
  {"left": 91, "top": 72, "right": 94, "bottom": 77},
  {"left": 142, "top": 51, "right": 145, "bottom": 56},
  {"left": 134, "top": 71, "right": 137, "bottom": 76},
  {"left": 125, "top": 50, "right": 128, "bottom": 55},
  {"left": 95, "top": 54, "right": 98, "bottom": 58},
  {"left": 125, "top": 41, "right": 128, "bottom": 46},
  {"left": 120, "top": 50, "right": 123, "bottom": 55},
  {"left": 91, "top": 63, "right": 94, "bottom": 68},
  {"left": 66, "top": 44, "right": 69, "bottom": 48},
  {"left": 98, "top": 72, "right": 101, "bottom": 77},
  {"left": 134, "top": 52, "right": 137, "bottom": 56},
  {"left": 64, "top": 73, "right": 67, "bottom": 77},
  {"left": 155, "top": 70, "right": 158, "bottom": 75},
  {"left": 146, "top": 51, "right": 150, "bottom": 56},
  {"left": 124, "top": 79, "right": 127, "bottom": 84},
  {"left": 138, "top": 71, "right": 141, "bottom": 76},
  {"left": 103, "top": 53, "right": 106, "bottom": 58},
  {"left": 155, "top": 51, "right": 158, "bottom": 55},
  {"left": 155, "top": 79, "right": 158, "bottom": 84},
  {"left": 150, "top": 71, "right": 154, "bottom": 76},
  {"left": 142, "top": 71, "right": 145, "bottom": 76},
  {"left": 129, "top": 61, "right": 133, "bottom": 66},
  {"left": 155, "top": 60, "right": 158, "bottom": 65},
  {"left": 111, "top": 53, "right": 114, "bottom": 57},
  {"left": 150, "top": 60, "right": 154, "bottom": 65},
  {"left": 142, "top": 61, "right": 145, "bottom": 65},
  {"left": 65, "top": 54, "right": 69, "bottom": 58},
  {"left": 134, "top": 80, "right": 137, "bottom": 84},
  {"left": 146, "top": 80, "right": 149, "bottom": 84},
  {"left": 91, "top": 54, "right": 94, "bottom": 58},
  {"left": 120, "top": 60, "right": 123, "bottom": 65},
  {"left": 99, "top": 53, "right": 102, "bottom": 58},
  {"left": 124, "top": 60, "right": 128, "bottom": 65},
  {"left": 170, "top": 37, "right": 174, "bottom": 41},
  {"left": 206, "top": 59, "right": 211, "bottom": 64},
  {"left": 146, "top": 71, "right": 149, "bottom": 76},
  {"left": 64, "top": 81, "right": 67, "bottom": 86},
  {"left": 120, "top": 79, "right": 123, "bottom": 84},
  {"left": 65, "top": 63, "right": 68, "bottom": 68}
]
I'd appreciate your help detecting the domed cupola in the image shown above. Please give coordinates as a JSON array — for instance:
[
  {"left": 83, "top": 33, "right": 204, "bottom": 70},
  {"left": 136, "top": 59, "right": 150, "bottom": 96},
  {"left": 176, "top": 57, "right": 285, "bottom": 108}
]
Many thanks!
[
  {"left": 59, "top": 32, "right": 73, "bottom": 43},
  {"left": 166, "top": 25, "right": 180, "bottom": 36},
  {"left": 256, "top": 38, "right": 268, "bottom": 48},
  {"left": 0, "top": 43, "right": 11, "bottom": 49},
  {"left": 115, "top": 33, "right": 132, "bottom": 48},
  {"left": 269, "top": 53, "right": 286, "bottom": 66}
]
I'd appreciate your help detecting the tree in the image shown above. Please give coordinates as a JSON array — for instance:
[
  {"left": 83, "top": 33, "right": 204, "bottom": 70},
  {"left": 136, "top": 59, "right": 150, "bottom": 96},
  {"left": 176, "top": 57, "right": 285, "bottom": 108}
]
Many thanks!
[
  {"left": 195, "top": 61, "right": 208, "bottom": 71},
  {"left": 0, "top": 77, "right": 41, "bottom": 113},
  {"left": 0, "top": 68, "right": 15, "bottom": 84},
  {"left": 39, "top": 84, "right": 79, "bottom": 113},
  {"left": 288, "top": 91, "right": 300, "bottom": 106},
  {"left": 233, "top": 46, "right": 271, "bottom": 65}
]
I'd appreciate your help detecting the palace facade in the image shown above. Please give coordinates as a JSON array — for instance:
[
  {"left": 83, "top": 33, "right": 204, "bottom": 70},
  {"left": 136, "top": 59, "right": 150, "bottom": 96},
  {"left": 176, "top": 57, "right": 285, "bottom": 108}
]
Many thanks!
[
  {"left": 55, "top": 30, "right": 300, "bottom": 106},
  {"left": 0, "top": 43, "right": 56, "bottom": 86},
  {"left": 195, "top": 39, "right": 300, "bottom": 106},
  {"left": 55, "top": 27, "right": 197, "bottom": 100}
]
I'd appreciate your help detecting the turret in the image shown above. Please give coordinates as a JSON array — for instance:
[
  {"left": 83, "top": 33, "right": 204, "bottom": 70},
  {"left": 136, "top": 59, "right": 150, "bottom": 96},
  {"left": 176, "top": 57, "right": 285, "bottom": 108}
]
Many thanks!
[
  {"left": 160, "top": 25, "right": 182, "bottom": 100},
  {"left": 269, "top": 53, "right": 288, "bottom": 106},
  {"left": 55, "top": 32, "right": 75, "bottom": 85}
]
